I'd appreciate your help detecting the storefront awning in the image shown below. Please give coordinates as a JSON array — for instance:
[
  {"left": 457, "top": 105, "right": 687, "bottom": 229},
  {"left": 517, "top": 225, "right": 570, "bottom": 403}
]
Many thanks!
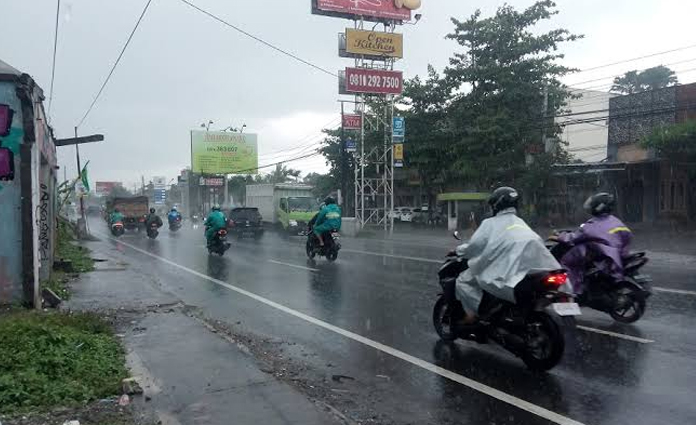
[{"left": 437, "top": 192, "right": 489, "bottom": 202}]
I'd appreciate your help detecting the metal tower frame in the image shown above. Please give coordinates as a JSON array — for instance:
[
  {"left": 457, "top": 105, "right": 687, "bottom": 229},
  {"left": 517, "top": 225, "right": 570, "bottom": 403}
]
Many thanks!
[{"left": 350, "top": 19, "right": 397, "bottom": 234}]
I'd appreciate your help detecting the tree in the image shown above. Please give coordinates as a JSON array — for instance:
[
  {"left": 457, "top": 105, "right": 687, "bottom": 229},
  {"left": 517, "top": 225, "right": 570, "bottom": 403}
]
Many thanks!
[
  {"left": 444, "top": 0, "right": 579, "bottom": 190},
  {"left": 611, "top": 66, "right": 678, "bottom": 94},
  {"left": 401, "top": 66, "right": 453, "bottom": 204},
  {"left": 641, "top": 119, "right": 696, "bottom": 160},
  {"left": 611, "top": 70, "right": 641, "bottom": 95},
  {"left": 303, "top": 172, "right": 336, "bottom": 199}
]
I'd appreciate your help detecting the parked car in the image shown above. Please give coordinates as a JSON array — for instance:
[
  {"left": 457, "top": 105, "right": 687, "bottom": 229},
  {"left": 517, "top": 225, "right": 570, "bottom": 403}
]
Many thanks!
[
  {"left": 400, "top": 207, "right": 413, "bottom": 222},
  {"left": 227, "top": 207, "right": 264, "bottom": 239}
]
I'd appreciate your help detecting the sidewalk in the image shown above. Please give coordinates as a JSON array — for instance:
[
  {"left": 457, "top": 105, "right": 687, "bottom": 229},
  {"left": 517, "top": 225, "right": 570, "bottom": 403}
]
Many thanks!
[
  {"left": 64, "top": 244, "right": 342, "bottom": 425},
  {"left": 357, "top": 222, "right": 696, "bottom": 256}
]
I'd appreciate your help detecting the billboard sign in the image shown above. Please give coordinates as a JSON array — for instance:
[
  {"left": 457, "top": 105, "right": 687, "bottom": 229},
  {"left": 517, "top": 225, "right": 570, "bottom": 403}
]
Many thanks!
[
  {"left": 191, "top": 131, "right": 258, "bottom": 174},
  {"left": 95, "top": 181, "right": 120, "bottom": 197},
  {"left": 153, "top": 189, "right": 166, "bottom": 205},
  {"left": 345, "top": 138, "right": 357, "bottom": 153},
  {"left": 394, "top": 143, "right": 404, "bottom": 167},
  {"left": 345, "top": 29, "right": 403, "bottom": 58},
  {"left": 199, "top": 177, "right": 224, "bottom": 187},
  {"left": 153, "top": 176, "right": 167, "bottom": 188},
  {"left": 345, "top": 67, "right": 403, "bottom": 95},
  {"left": 313, "top": 0, "right": 411, "bottom": 22},
  {"left": 392, "top": 116, "right": 405, "bottom": 142},
  {"left": 342, "top": 114, "right": 362, "bottom": 130}
]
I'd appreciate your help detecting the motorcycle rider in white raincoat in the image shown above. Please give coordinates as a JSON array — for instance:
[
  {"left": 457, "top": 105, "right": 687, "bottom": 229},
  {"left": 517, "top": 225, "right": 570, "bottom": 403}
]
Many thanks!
[{"left": 455, "top": 187, "right": 563, "bottom": 324}]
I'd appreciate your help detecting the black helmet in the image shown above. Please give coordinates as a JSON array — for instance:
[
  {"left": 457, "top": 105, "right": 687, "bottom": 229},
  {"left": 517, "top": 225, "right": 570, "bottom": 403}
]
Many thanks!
[
  {"left": 114, "top": 208, "right": 120, "bottom": 213},
  {"left": 583, "top": 192, "right": 615, "bottom": 216},
  {"left": 324, "top": 196, "right": 336, "bottom": 205},
  {"left": 150, "top": 208, "right": 156, "bottom": 214},
  {"left": 212, "top": 204, "right": 221, "bottom": 211},
  {"left": 488, "top": 186, "right": 520, "bottom": 215}
]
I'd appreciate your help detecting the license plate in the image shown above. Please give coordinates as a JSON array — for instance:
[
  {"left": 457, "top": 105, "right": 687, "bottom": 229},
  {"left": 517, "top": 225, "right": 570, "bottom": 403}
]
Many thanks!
[{"left": 551, "top": 302, "right": 581, "bottom": 316}]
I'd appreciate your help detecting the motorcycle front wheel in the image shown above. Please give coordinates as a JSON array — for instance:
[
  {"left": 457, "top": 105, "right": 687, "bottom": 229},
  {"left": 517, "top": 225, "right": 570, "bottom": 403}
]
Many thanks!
[
  {"left": 326, "top": 249, "right": 338, "bottom": 262},
  {"left": 432, "top": 296, "right": 458, "bottom": 342},
  {"left": 521, "top": 312, "right": 565, "bottom": 372},
  {"left": 610, "top": 287, "right": 646, "bottom": 323}
]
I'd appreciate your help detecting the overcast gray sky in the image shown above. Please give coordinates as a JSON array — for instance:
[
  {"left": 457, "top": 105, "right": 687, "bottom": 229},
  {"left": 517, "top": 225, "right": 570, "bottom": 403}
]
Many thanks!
[{"left": 2, "top": 0, "right": 696, "bottom": 188}]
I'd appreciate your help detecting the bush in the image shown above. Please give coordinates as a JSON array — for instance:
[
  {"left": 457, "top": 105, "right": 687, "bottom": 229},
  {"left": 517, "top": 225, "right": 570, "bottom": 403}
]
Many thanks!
[{"left": 0, "top": 311, "right": 127, "bottom": 413}]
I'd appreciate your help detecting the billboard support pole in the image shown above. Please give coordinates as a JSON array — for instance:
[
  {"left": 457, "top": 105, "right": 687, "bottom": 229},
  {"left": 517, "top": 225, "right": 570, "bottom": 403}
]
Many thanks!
[{"left": 223, "top": 174, "right": 229, "bottom": 208}]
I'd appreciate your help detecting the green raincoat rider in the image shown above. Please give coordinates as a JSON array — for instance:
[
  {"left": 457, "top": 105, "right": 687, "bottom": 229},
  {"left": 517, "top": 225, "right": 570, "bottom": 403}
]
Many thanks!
[
  {"left": 313, "top": 197, "right": 342, "bottom": 246},
  {"left": 205, "top": 205, "right": 227, "bottom": 246}
]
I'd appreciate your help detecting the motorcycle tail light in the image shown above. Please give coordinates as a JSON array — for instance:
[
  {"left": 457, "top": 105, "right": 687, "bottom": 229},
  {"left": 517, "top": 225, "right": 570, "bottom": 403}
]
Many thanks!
[
  {"left": 544, "top": 272, "right": 567, "bottom": 288},
  {"left": 219, "top": 230, "right": 228, "bottom": 236}
]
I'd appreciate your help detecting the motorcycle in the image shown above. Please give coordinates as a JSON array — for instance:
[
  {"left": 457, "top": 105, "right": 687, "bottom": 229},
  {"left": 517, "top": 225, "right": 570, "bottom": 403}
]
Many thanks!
[
  {"left": 146, "top": 223, "right": 160, "bottom": 239},
  {"left": 432, "top": 232, "right": 580, "bottom": 371},
  {"left": 111, "top": 221, "right": 125, "bottom": 237},
  {"left": 546, "top": 234, "right": 652, "bottom": 323},
  {"left": 306, "top": 227, "right": 341, "bottom": 262},
  {"left": 208, "top": 228, "right": 231, "bottom": 256},
  {"left": 169, "top": 216, "right": 182, "bottom": 232}
]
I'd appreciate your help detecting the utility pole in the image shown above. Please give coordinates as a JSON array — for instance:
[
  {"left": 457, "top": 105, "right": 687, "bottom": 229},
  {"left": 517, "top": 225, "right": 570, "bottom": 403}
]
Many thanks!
[
  {"left": 141, "top": 175, "right": 145, "bottom": 196},
  {"left": 340, "top": 102, "right": 347, "bottom": 209}
]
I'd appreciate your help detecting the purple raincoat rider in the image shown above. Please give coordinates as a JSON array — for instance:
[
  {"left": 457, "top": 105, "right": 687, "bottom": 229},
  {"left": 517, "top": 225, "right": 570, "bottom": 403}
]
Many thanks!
[{"left": 555, "top": 193, "right": 632, "bottom": 294}]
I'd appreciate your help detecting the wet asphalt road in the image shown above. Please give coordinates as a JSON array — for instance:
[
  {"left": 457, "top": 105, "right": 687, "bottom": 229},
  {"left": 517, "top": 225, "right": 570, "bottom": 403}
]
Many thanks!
[{"left": 90, "top": 220, "right": 696, "bottom": 425}]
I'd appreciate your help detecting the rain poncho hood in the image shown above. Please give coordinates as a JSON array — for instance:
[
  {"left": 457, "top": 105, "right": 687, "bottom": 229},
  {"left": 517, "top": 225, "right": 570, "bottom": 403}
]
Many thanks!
[{"left": 456, "top": 208, "right": 561, "bottom": 311}]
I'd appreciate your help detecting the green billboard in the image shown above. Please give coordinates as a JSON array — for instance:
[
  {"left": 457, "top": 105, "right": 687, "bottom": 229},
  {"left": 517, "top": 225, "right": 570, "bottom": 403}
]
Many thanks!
[{"left": 190, "top": 130, "right": 258, "bottom": 174}]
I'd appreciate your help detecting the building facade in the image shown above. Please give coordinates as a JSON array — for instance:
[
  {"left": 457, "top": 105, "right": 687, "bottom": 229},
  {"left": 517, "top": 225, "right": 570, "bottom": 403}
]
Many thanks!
[{"left": 0, "top": 59, "right": 58, "bottom": 306}]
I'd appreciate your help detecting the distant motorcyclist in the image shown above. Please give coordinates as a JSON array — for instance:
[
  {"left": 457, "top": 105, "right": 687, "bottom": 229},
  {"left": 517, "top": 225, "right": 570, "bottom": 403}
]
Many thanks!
[
  {"left": 109, "top": 208, "right": 124, "bottom": 224},
  {"left": 455, "top": 187, "right": 561, "bottom": 325},
  {"left": 204, "top": 205, "right": 227, "bottom": 247},
  {"left": 144, "top": 207, "right": 163, "bottom": 231},
  {"left": 552, "top": 193, "right": 632, "bottom": 294},
  {"left": 168, "top": 207, "right": 182, "bottom": 224},
  {"left": 311, "top": 197, "right": 342, "bottom": 246}
]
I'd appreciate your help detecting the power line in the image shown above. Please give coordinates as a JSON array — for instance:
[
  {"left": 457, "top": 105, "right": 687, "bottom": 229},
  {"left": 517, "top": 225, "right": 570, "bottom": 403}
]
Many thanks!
[
  {"left": 258, "top": 117, "right": 340, "bottom": 160},
  {"left": 235, "top": 150, "right": 324, "bottom": 175},
  {"left": 178, "top": 0, "right": 338, "bottom": 78},
  {"left": 47, "top": 0, "right": 61, "bottom": 122},
  {"left": 76, "top": 0, "right": 153, "bottom": 128},
  {"left": 568, "top": 57, "right": 696, "bottom": 89},
  {"left": 574, "top": 43, "right": 696, "bottom": 74}
]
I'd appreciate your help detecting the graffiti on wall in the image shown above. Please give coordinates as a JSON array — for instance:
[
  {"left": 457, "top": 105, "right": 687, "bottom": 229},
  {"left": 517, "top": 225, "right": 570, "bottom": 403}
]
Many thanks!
[{"left": 37, "top": 184, "right": 50, "bottom": 261}]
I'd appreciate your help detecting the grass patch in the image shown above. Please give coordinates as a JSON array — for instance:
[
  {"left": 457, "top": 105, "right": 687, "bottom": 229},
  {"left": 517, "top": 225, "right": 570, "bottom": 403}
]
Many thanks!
[
  {"left": 0, "top": 310, "right": 128, "bottom": 414},
  {"left": 42, "top": 271, "right": 71, "bottom": 300},
  {"left": 56, "top": 219, "right": 94, "bottom": 273}
]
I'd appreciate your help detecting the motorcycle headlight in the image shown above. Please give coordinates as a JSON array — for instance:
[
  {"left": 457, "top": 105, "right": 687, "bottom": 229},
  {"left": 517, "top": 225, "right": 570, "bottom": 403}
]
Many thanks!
[{"left": 289, "top": 220, "right": 298, "bottom": 226}]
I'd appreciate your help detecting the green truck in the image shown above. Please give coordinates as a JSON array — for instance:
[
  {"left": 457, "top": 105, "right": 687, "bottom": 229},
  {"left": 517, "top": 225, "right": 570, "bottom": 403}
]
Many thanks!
[{"left": 245, "top": 184, "right": 319, "bottom": 234}]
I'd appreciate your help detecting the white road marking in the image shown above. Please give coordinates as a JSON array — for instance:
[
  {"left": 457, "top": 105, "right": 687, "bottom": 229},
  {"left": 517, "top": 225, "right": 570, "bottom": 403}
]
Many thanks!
[
  {"left": 576, "top": 325, "right": 654, "bottom": 344},
  {"left": 96, "top": 232, "right": 586, "bottom": 425},
  {"left": 268, "top": 259, "right": 318, "bottom": 272},
  {"left": 653, "top": 287, "right": 696, "bottom": 296},
  {"left": 341, "top": 248, "right": 442, "bottom": 264}
]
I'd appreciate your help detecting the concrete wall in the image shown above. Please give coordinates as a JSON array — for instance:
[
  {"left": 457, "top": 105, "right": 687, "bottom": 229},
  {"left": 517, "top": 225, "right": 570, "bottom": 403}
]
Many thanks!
[
  {"left": 0, "top": 74, "right": 57, "bottom": 306},
  {"left": 0, "top": 81, "right": 24, "bottom": 303},
  {"left": 559, "top": 89, "right": 614, "bottom": 162}
]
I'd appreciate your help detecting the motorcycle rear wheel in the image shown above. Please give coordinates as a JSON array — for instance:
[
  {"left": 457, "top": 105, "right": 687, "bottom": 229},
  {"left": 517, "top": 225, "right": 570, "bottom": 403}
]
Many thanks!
[
  {"left": 306, "top": 239, "right": 316, "bottom": 259},
  {"left": 433, "top": 297, "right": 458, "bottom": 342},
  {"left": 610, "top": 288, "right": 646, "bottom": 323},
  {"left": 521, "top": 312, "right": 565, "bottom": 372}
]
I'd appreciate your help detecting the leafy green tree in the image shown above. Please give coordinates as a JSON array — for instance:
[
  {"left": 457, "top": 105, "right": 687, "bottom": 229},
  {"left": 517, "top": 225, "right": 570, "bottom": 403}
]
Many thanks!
[
  {"left": 612, "top": 66, "right": 678, "bottom": 94},
  {"left": 401, "top": 66, "right": 453, "bottom": 205},
  {"left": 303, "top": 172, "right": 336, "bottom": 199},
  {"left": 641, "top": 119, "right": 696, "bottom": 160},
  {"left": 611, "top": 70, "right": 641, "bottom": 95},
  {"left": 444, "top": 0, "right": 579, "bottom": 190}
]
